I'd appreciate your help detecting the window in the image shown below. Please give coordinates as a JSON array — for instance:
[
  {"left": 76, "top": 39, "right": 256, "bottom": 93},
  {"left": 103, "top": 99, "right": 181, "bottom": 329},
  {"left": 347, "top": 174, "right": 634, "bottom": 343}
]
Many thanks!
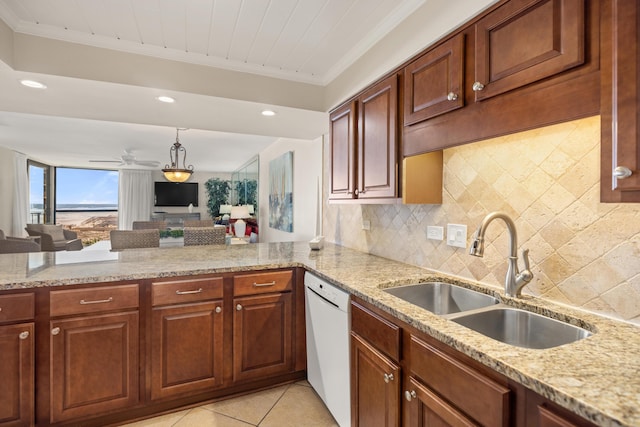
[
  {"left": 55, "top": 168, "right": 119, "bottom": 244},
  {"left": 28, "top": 161, "right": 50, "bottom": 224}
]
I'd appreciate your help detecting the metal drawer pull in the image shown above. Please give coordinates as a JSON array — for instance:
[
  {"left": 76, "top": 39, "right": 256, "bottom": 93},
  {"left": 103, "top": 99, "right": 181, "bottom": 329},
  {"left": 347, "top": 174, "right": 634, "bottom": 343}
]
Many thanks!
[
  {"left": 384, "top": 373, "right": 395, "bottom": 383},
  {"left": 51, "top": 327, "right": 61, "bottom": 335},
  {"left": 447, "top": 92, "right": 458, "bottom": 101},
  {"left": 215, "top": 306, "right": 222, "bottom": 314},
  {"left": 176, "top": 288, "right": 203, "bottom": 295},
  {"left": 80, "top": 296, "right": 113, "bottom": 305},
  {"left": 472, "top": 81, "right": 485, "bottom": 91},
  {"left": 236, "top": 304, "right": 243, "bottom": 311},
  {"left": 253, "top": 281, "right": 276, "bottom": 287},
  {"left": 19, "top": 331, "right": 29, "bottom": 340},
  {"left": 405, "top": 390, "right": 417, "bottom": 401},
  {"left": 614, "top": 166, "right": 633, "bottom": 179}
]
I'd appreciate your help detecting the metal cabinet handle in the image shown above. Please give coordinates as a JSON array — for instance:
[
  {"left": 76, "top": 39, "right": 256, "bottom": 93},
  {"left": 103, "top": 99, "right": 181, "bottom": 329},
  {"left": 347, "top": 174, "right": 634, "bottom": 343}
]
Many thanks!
[
  {"left": 614, "top": 166, "right": 633, "bottom": 179},
  {"left": 253, "top": 281, "right": 276, "bottom": 288},
  {"left": 447, "top": 92, "right": 458, "bottom": 101},
  {"left": 51, "top": 327, "right": 61, "bottom": 336},
  {"left": 236, "top": 304, "right": 243, "bottom": 311},
  {"left": 176, "top": 288, "right": 203, "bottom": 295},
  {"left": 405, "top": 390, "right": 417, "bottom": 401},
  {"left": 80, "top": 296, "right": 113, "bottom": 305},
  {"left": 472, "top": 82, "right": 485, "bottom": 91},
  {"left": 354, "top": 189, "right": 359, "bottom": 196},
  {"left": 215, "top": 306, "right": 222, "bottom": 314},
  {"left": 19, "top": 331, "right": 29, "bottom": 340},
  {"left": 384, "top": 373, "right": 395, "bottom": 383}
]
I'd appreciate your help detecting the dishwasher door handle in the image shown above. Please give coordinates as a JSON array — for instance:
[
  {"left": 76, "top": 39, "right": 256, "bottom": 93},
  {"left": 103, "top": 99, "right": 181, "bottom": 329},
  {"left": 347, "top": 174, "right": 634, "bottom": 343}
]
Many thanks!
[{"left": 306, "top": 286, "right": 339, "bottom": 309}]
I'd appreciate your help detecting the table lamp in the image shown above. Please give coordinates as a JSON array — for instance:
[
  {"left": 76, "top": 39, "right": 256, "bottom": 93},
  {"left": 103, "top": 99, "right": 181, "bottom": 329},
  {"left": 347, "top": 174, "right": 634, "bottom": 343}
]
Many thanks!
[{"left": 230, "top": 205, "right": 250, "bottom": 237}]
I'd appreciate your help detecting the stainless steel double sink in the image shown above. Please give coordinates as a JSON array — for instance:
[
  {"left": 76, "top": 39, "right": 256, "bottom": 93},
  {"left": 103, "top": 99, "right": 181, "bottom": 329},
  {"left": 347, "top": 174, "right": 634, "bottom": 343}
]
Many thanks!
[{"left": 384, "top": 282, "right": 592, "bottom": 349}]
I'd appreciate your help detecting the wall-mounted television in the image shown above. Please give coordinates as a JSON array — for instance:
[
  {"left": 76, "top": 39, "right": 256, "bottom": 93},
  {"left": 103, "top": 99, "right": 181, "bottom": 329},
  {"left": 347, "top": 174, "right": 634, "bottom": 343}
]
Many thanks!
[{"left": 154, "top": 182, "right": 198, "bottom": 207}]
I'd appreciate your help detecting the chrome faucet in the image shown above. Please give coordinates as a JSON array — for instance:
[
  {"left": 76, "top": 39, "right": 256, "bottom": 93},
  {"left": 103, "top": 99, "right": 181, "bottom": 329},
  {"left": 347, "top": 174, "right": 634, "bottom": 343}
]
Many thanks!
[{"left": 469, "top": 211, "right": 533, "bottom": 297}]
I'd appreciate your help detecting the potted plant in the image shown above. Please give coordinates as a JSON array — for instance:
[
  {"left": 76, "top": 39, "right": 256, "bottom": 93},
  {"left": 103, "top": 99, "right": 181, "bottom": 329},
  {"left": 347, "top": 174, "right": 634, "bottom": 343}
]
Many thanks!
[{"left": 204, "top": 178, "right": 231, "bottom": 218}]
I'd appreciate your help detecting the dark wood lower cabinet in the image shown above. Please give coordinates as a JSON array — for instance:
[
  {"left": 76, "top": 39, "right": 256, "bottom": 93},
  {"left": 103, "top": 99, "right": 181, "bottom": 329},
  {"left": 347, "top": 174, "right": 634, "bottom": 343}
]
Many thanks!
[
  {"left": 405, "top": 376, "right": 475, "bottom": 427},
  {"left": 233, "top": 292, "right": 292, "bottom": 382},
  {"left": 351, "top": 332, "right": 401, "bottom": 427},
  {"left": 0, "top": 323, "right": 34, "bottom": 427},
  {"left": 49, "top": 311, "right": 139, "bottom": 424},
  {"left": 150, "top": 301, "right": 224, "bottom": 400}
]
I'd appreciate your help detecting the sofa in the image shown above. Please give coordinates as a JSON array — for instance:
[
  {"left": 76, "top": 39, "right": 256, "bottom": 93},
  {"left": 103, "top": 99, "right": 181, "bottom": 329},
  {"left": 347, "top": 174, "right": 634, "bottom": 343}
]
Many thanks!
[
  {"left": 25, "top": 224, "right": 83, "bottom": 251},
  {"left": 0, "top": 229, "right": 41, "bottom": 253}
]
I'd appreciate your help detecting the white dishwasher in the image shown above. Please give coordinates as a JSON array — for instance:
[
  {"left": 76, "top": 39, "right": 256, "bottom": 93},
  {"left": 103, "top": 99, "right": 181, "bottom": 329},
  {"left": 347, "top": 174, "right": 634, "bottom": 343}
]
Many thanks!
[{"left": 304, "top": 272, "right": 351, "bottom": 427}]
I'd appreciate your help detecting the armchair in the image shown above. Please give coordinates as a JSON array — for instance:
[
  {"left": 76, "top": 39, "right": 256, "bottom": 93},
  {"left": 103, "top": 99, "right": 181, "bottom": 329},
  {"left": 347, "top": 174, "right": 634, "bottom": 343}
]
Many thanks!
[
  {"left": 25, "top": 224, "right": 83, "bottom": 251},
  {"left": 0, "top": 229, "right": 41, "bottom": 253}
]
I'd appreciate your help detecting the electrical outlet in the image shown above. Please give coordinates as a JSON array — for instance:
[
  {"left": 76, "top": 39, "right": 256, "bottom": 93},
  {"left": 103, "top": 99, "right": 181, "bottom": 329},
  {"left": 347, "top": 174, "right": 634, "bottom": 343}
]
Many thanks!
[
  {"left": 447, "top": 224, "right": 467, "bottom": 248},
  {"left": 362, "top": 219, "right": 371, "bottom": 231},
  {"left": 426, "top": 226, "right": 444, "bottom": 240}
]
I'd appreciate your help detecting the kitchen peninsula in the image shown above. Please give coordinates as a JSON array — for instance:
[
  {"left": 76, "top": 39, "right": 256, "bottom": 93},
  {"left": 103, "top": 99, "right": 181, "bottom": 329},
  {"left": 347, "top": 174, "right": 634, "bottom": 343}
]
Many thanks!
[{"left": 0, "top": 242, "right": 638, "bottom": 427}]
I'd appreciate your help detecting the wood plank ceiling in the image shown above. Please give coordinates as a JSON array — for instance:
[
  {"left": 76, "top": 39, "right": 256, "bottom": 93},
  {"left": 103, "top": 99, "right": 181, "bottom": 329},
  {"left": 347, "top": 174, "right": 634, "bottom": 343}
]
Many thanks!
[{"left": 0, "top": 0, "right": 425, "bottom": 84}]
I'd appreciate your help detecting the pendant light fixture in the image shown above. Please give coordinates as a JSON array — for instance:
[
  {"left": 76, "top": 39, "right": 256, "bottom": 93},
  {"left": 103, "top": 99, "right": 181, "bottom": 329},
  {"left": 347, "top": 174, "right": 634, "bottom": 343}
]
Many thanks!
[{"left": 162, "top": 128, "right": 194, "bottom": 182}]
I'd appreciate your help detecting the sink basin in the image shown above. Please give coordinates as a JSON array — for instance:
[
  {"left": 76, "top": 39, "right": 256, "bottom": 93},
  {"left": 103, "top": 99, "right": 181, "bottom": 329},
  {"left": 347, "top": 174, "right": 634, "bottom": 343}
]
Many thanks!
[
  {"left": 451, "top": 307, "right": 592, "bottom": 349},
  {"left": 384, "top": 282, "right": 499, "bottom": 315}
]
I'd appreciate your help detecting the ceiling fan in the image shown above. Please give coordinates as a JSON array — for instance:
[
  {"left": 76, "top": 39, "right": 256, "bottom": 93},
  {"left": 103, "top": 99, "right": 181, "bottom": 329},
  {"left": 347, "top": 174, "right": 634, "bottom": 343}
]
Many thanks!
[{"left": 89, "top": 150, "right": 160, "bottom": 168}]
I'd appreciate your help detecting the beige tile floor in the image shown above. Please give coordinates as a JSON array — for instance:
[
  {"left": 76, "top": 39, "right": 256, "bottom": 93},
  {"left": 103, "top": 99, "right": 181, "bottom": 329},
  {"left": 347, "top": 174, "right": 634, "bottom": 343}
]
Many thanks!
[{"left": 120, "top": 381, "right": 339, "bottom": 427}]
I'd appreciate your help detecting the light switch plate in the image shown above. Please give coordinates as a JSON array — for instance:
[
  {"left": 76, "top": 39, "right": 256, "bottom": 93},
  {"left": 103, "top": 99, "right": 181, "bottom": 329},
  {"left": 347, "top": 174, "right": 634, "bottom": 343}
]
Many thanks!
[
  {"left": 447, "top": 224, "right": 467, "bottom": 248},
  {"left": 362, "top": 219, "right": 371, "bottom": 231},
  {"left": 426, "top": 226, "right": 444, "bottom": 240}
]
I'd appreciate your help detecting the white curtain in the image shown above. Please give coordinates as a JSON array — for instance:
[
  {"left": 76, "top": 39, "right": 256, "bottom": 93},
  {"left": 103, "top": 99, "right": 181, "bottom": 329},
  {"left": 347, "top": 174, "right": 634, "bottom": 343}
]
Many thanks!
[
  {"left": 12, "top": 152, "right": 29, "bottom": 236},
  {"left": 118, "top": 170, "right": 153, "bottom": 230}
]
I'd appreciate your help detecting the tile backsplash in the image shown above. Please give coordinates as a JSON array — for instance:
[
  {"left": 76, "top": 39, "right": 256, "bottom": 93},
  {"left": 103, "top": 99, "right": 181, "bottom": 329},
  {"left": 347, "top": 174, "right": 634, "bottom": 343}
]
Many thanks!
[{"left": 323, "top": 116, "right": 640, "bottom": 324}]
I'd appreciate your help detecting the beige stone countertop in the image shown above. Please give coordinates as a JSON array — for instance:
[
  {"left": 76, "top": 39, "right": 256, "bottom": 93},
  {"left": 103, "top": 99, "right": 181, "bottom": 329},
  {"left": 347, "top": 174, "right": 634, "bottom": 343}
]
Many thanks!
[{"left": 0, "top": 242, "right": 638, "bottom": 426}]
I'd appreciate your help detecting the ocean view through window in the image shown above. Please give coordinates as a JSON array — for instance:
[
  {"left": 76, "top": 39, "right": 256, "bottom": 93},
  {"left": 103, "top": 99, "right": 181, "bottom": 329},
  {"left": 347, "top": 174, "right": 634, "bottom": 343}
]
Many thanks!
[{"left": 55, "top": 168, "right": 119, "bottom": 244}]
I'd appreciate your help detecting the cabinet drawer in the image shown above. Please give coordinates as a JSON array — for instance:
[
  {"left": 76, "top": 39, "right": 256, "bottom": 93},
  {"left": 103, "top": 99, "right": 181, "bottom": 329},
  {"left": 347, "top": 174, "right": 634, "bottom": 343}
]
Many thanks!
[
  {"left": 233, "top": 270, "right": 293, "bottom": 296},
  {"left": 410, "top": 335, "right": 510, "bottom": 426},
  {"left": 50, "top": 284, "right": 139, "bottom": 317},
  {"left": 0, "top": 293, "right": 34, "bottom": 323},
  {"left": 351, "top": 300, "right": 401, "bottom": 362},
  {"left": 152, "top": 276, "right": 223, "bottom": 306}
]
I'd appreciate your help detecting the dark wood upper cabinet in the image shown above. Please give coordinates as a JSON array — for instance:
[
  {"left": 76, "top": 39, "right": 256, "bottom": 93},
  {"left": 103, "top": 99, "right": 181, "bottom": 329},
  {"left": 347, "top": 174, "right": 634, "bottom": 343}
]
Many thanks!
[
  {"left": 601, "top": 0, "right": 640, "bottom": 202},
  {"left": 474, "top": 0, "right": 586, "bottom": 101},
  {"left": 329, "top": 101, "right": 357, "bottom": 200},
  {"left": 358, "top": 74, "right": 399, "bottom": 199},
  {"left": 404, "top": 33, "right": 465, "bottom": 125},
  {"left": 329, "top": 74, "right": 400, "bottom": 202}
]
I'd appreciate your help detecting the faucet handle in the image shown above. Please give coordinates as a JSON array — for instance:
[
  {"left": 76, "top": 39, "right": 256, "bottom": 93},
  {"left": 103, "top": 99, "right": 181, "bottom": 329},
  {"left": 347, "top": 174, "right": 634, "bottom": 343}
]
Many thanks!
[
  {"left": 517, "top": 249, "right": 534, "bottom": 287},
  {"left": 521, "top": 248, "right": 530, "bottom": 270}
]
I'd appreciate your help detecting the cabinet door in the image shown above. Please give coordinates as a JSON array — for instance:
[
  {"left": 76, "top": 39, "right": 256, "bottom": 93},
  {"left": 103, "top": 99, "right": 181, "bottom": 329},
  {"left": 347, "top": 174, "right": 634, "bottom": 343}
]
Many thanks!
[
  {"left": 404, "top": 33, "right": 464, "bottom": 125},
  {"left": 601, "top": 0, "right": 640, "bottom": 201},
  {"left": 358, "top": 74, "right": 398, "bottom": 199},
  {"left": 50, "top": 311, "right": 139, "bottom": 423},
  {"left": 405, "top": 376, "right": 475, "bottom": 427},
  {"left": 474, "top": 0, "right": 585, "bottom": 101},
  {"left": 351, "top": 333, "right": 400, "bottom": 427},
  {"left": 330, "top": 101, "right": 357, "bottom": 200},
  {"left": 233, "top": 292, "right": 292, "bottom": 382},
  {"left": 151, "top": 301, "right": 224, "bottom": 400},
  {"left": 0, "top": 323, "right": 33, "bottom": 427}
]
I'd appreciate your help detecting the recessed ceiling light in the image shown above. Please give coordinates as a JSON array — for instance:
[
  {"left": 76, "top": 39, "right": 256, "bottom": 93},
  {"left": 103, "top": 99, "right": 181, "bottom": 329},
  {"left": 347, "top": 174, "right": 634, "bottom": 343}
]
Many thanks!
[
  {"left": 157, "top": 96, "right": 175, "bottom": 103},
  {"left": 261, "top": 110, "right": 276, "bottom": 116},
  {"left": 20, "top": 79, "right": 47, "bottom": 89}
]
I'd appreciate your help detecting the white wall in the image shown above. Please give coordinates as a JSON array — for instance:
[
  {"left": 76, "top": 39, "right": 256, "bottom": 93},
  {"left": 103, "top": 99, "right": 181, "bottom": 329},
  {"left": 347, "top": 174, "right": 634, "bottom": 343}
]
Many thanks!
[
  {"left": 151, "top": 170, "right": 232, "bottom": 220},
  {"left": 259, "top": 137, "right": 322, "bottom": 243},
  {"left": 0, "top": 146, "right": 16, "bottom": 234}
]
